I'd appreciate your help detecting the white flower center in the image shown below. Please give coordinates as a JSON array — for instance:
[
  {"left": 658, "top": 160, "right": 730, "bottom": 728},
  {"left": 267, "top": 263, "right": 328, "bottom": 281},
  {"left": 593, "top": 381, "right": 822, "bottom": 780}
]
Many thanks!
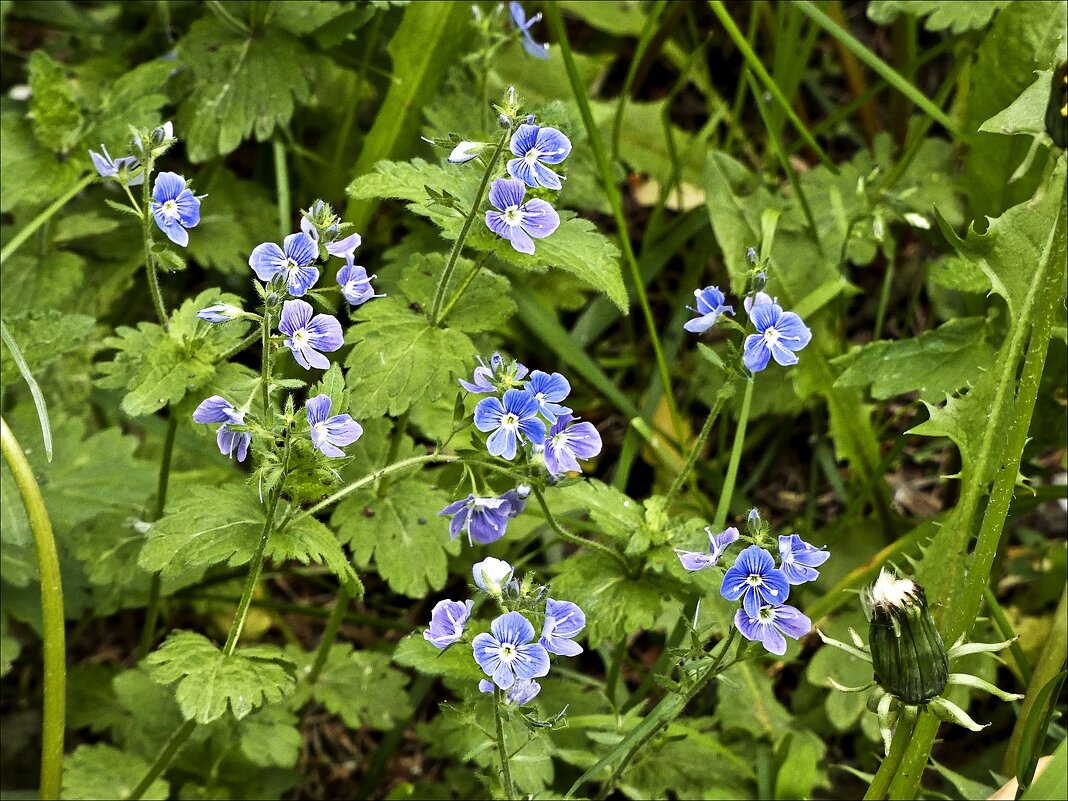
[
  {"left": 502, "top": 413, "right": 519, "bottom": 428},
  {"left": 745, "top": 574, "right": 763, "bottom": 587},
  {"left": 535, "top": 392, "right": 545, "bottom": 401},
  {"left": 764, "top": 326, "right": 781, "bottom": 347},
  {"left": 524, "top": 149, "right": 542, "bottom": 165},
  {"left": 313, "top": 422, "right": 328, "bottom": 437},
  {"left": 293, "top": 329, "right": 310, "bottom": 347},
  {"left": 757, "top": 607, "right": 775, "bottom": 622},
  {"left": 286, "top": 258, "right": 300, "bottom": 274},
  {"left": 500, "top": 643, "right": 516, "bottom": 661},
  {"left": 162, "top": 199, "right": 179, "bottom": 219},
  {"left": 503, "top": 205, "right": 524, "bottom": 226}
]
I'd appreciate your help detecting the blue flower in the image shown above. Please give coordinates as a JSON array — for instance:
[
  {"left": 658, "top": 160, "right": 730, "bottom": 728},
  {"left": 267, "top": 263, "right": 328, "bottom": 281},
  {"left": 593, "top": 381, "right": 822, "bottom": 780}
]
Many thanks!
[
  {"left": 542, "top": 414, "right": 602, "bottom": 476},
  {"left": 507, "top": 124, "right": 572, "bottom": 190},
  {"left": 684, "top": 286, "right": 735, "bottom": 333},
  {"left": 523, "top": 370, "right": 571, "bottom": 423},
  {"left": 720, "top": 544, "right": 791, "bottom": 617},
  {"left": 249, "top": 232, "right": 320, "bottom": 297},
  {"left": 150, "top": 172, "right": 201, "bottom": 247},
  {"left": 540, "top": 598, "right": 585, "bottom": 657},
  {"left": 196, "top": 303, "right": 243, "bottom": 323},
  {"left": 306, "top": 394, "right": 364, "bottom": 457},
  {"left": 499, "top": 485, "right": 530, "bottom": 517},
  {"left": 777, "top": 534, "right": 830, "bottom": 585},
  {"left": 472, "top": 611, "right": 551, "bottom": 690},
  {"left": 472, "top": 557, "right": 514, "bottom": 594},
  {"left": 509, "top": 2, "right": 550, "bottom": 58},
  {"left": 337, "top": 257, "right": 381, "bottom": 307},
  {"left": 459, "top": 353, "right": 529, "bottom": 394},
  {"left": 88, "top": 144, "right": 143, "bottom": 185},
  {"left": 734, "top": 603, "right": 811, "bottom": 656},
  {"left": 278, "top": 299, "right": 343, "bottom": 370},
  {"left": 192, "top": 396, "right": 250, "bottom": 462},
  {"left": 479, "top": 678, "right": 541, "bottom": 704},
  {"left": 485, "top": 178, "right": 560, "bottom": 255},
  {"left": 474, "top": 388, "right": 547, "bottom": 460},
  {"left": 424, "top": 599, "right": 474, "bottom": 649},
  {"left": 439, "top": 494, "right": 517, "bottom": 545},
  {"left": 675, "top": 526, "right": 740, "bottom": 572},
  {"left": 742, "top": 295, "right": 812, "bottom": 372}
]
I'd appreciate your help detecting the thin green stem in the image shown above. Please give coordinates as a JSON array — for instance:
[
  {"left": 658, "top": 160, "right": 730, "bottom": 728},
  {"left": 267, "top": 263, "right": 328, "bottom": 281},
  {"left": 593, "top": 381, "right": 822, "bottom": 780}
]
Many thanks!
[
  {"left": 545, "top": 4, "right": 683, "bottom": 441},
  {"left": 709, "top": 1, "right": 834, "bottom": 169},
  {"left": 436, "top": 253, "right": 490, "bottom": 325},
  {"left": 273, "top": 137, "right": 290, "bottom": 239},
  {"left": 610, "top": 0, "right": 669, "bottom": 159},
  {"left": 219, "top": 330, "right": 260, "bottom": 362},
  {"left": 664, "top": 390, "right": 731, "bottom": 508},
  {"left": 494, "top": 689, "right": 516, "bottom": 800},
  {"left": 863, "top": 708, "right": 918, "bottom": 800},
  {"left": 0, "top": 173, "right": 94, "bottom": 266},
  {"left": 306, "top": 587, "right": 350, "bottom": 685},
  {"left": 260, "top": 309, "right": 274, "bottom": 428},
  {"left": 429, "top": 131, "right": 510, "bottom": 325},
  {"left": 127, "top": 719, "right": 197, "bottom": 800},
  {"left": 139, "top": 157, "right": 168, "bottom": 328},
  {"left": 1, "top": 418, "right": 65, "bottom": 801},
  {"left": 531, "top": 485, "right": 629, "bottom": 571},
  {"left": 713, "top": 378, "right": 754, "bottom": 530},
  {"left": 873, "top": 240, "right": 896, "bottom": 341},
  {"left": 137, "top": 411, "right": 179, "bottom": 660}
]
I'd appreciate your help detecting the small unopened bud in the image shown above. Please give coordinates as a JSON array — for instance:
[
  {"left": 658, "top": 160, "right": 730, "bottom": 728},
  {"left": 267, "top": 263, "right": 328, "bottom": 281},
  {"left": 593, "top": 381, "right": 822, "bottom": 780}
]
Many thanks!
[
  {"left": 473, "top": 557, "right": 514, "bottom": 595},
  {"left": 498, "top": 113, "right": 511, "bottom": 129},
  {"left": 197, "top": 303, "right": 243, "bottom": 323},
  {"left": 746, "top": 508, "right": 762, "bottom": 535},
  {"left": 525, "top": 114, "right": 536, "bottom": 125},
  {"left": 864, "top": 569, "right": 949, "bottom": 705},
  {"left": 746, "top": 246, "right": 757, "bottom": 265},
  {"left": 448, "top": 141, "right": 484, "bottom": 163}
]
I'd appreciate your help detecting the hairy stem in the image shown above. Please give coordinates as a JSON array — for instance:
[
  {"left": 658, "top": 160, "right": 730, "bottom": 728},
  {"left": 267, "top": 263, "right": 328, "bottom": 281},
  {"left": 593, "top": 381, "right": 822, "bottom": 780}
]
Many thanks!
[
  {"left": 137, "top": 411, "right": 179, "bottom": 660},
  {"left": 261, "top": 308, "right": 274, "bottom": 428},
  {"left": 1, "top": 418, "right": 65, "bottom": 801},
  {"left": 139, "top": 157, "right": 168, "bottom": 328},
  {"left": 494, "top": 689, "right": 516, "bottom": 800},
  {"left": 429, "top": 131, "right": 510, "bottom": 325},
  {"left": 664, "top": 389, "right": 731, "bottom": 508},
  {"left": 531, "top": 485, "right": 629, "bottom": 571}
]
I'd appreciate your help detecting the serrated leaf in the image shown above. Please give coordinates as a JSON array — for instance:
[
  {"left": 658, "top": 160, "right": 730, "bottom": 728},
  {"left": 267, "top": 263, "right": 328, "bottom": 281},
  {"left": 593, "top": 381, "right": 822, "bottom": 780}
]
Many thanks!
[
  {"left": 238, "top": 705, "right": 302, "bottom": 768},
  {"left": 344, "top": 297, "right": 474, "bottom": 418},
  {"left": 911, "top": 368, "right": 1000, "bottom": 484},
  {"left": 867, "top": 1, "right": 1011, "bottom": 33},
  {"left": 140, "top": 484, "right": 361, "bottom": 596},
  {"left": 186, "top": 169, "right": 279, "bottom": 275},
  {"left": 27, "top": 50, "right": 83, "bottom": 154},
  {"left": 288, "top": 644, "right": 413, "bottom": 730},
  {"left": 96, "top": 289, "right": 251, "bottom": 416},
  {"left": 834, "top": 317, "right": 994, "bottom": 402},
  {"left": 397, "top": 253, "right": 517, "bottom": 333},
  {"left": 62, "top": 744, "right": 169, "bottom": 800},
  {"left": 176, "top": 19, "right": 316, "bottom": 161},
  {"left": 332, "top": 476, "right": 457, "bottom": 598},
  {"left": 146, "top": 631, "right": 295, "bottom": 724},
  {"left": 347, "top": 159, "right": 627, "bottom": 310},
  {"left": 393, "top": 632, "right": 484, "bottom": 683}
]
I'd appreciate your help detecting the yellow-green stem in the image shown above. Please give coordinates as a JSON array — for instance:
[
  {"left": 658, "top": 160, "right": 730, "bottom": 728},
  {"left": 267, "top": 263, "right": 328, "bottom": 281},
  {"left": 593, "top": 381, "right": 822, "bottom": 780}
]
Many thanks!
[
  {"left": 713, "top": 378, "right": 754, "bottom": 530},
  {"left": 1, "top": 417, "right": 65, "bottom": 801}
]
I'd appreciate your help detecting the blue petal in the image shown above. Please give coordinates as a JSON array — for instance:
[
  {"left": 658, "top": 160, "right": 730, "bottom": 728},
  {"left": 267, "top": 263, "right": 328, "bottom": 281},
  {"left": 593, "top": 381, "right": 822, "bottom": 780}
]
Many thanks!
[
  {"left": 676, "top": 549, "right": 715, "bottom": 571},
  {"left": 774, "top": 311, "right": 812, "bottom": 351},
  {"left": 279, "top": 299, "right": 313, "bottom": 336},
  {"left": 193, "top": 395, "right": 235, "bottom": 424},
  {"left": 749, "top": 300, "right": 782, "bottom": 332},
  {"left": 489, "top": 177, "right": 526, "bottom": 211},
  {"left": 492, "top": 611, "right": 536, "bottom": 646},
  {"left": 249, "top": 242, "right": 287, "bottom": 282},
  {"left": 743, "top": 334, "right": 772, "bottom": 372},
  {"left": 519, "top": 199, "right": 559, "bottom": 239},
  {"left": 509, "top": 124, "right": 540, "bottom": 157},
  {"left": 533, "top": 127, "right": 572, "bottom": 164},
  {"left": 152, "top": 171, "right": 185, "bottom": 203},
  {"left": 473, "top": 397, "right": 505, "bottom": 432},
  {"left": 305, "top": 394, "right": 332, "bottom": 426},
  {"left": 507, "top": 156, "right": 540, "bottom": 188},
  {"left": 306, "top": 314, "right": 343, "bottom": 352},
  {"left": 174, "top": 189, "right": 201, "bottom": 228},
  {"left": 513, "top": 642, "right": 551, "bottom": 678}
]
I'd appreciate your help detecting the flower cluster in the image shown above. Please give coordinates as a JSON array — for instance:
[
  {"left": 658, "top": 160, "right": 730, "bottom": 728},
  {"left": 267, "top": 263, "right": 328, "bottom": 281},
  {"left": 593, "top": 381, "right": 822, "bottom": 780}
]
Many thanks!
[
  {"left": 424, "top": 558, "right": 585, "bottom": 703},
  {"left": 675, "top": 510, "right": 828, "bottom": 655},
  {"left": 89, "top": 122, "right": 203, "bottom": 248},
  {"left": 684, "top": 286, "right": 812, "bottom": 373},
  {"left": 461, "top": 353, "right": 602, "bottom": 473}
]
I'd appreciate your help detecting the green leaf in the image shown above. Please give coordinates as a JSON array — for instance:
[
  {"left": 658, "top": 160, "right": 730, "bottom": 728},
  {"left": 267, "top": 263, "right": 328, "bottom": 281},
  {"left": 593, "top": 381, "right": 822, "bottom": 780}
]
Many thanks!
[
  {"left": 344, "top": 297, "right": 474, "bottom": 418},
  {"left": 62, "top": 744, "right": 169, "bottom": 800},
  {"left": 333, "top": 476, "right": 458, "bottom": 598},
  {"left": 344, "top": 1, "right": 472, "bottom": 232},
  {"left": 393, "top": 632, "right": 484, "bottom": 684},
  {"left": 27, "top": 50, "right": 84, "bottom": 154},
  {"left": 140, "top": 484, "right": 362, "bottom": 596},
  {"left": 186, "top": 169, "right": 280, "bottom": 275},
  {"left": 773, "top": 730, "right": 830, "bottom": 799},
  {"left": 980, "top": 69, "right": 1056, "bottom": 140},
  {"left": 867, "top": 1, "right": 1012, "bottom": 33},
  {"left": 398, "top": 254, "right": 516, "bottom": 333},
  {"left": 0, "top": 115, "right": 83, "bottom": 213},
  {"left": 238, "top": 705, "right": 303, "bottom": 769},
  {"left": 96, "top": 289, "right": 251, "bottom": 416},
  {"left": 0, "top": 310, "right": 95, "bottom": 389},
  {"left": 1022, "top": 738, "right": 1068, "bottom": 800},
  {"left": 288, "top": 644, "right": 413, "bottom": 730},
  {"left": 0, "top": 615, "right": 20, "bottom": 677},
  {"left": 347, "top": 159, "right": 627, "bottom": 310},
  {"left": 146, "top": 631, "right": 295, "bottom": 724},
  {"left": 176, "top": 19, "right": 317, "bottom": 162},
  {"left": 834, "top": 317, "right": 995, "bottom": 402}
]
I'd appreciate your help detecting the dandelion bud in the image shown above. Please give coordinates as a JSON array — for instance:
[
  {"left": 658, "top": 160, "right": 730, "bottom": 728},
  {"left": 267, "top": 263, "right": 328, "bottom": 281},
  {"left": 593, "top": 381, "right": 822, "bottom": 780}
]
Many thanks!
[
  {"left": 863, "top": 569, "right": 949, "bottom": 705},
  {"left": 1046, "top": 60, "right": 1067, "bottom": 148}
]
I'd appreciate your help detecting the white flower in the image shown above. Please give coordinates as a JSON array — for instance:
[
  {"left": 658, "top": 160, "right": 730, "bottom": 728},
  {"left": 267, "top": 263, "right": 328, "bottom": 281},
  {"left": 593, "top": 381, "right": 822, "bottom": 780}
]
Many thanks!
[{"left": 472, "top": 557, "right": 514, "bottom": 594}]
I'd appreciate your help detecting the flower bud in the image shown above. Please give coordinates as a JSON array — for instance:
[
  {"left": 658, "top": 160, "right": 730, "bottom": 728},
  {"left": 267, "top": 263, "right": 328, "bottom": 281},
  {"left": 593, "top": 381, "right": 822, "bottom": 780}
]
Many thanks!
[
  {"left": 1046, "top": 60, "right": 1067, "bottom": 148},
  {"left": 863, "top": 569, "right": 949, "bottom": 705}
]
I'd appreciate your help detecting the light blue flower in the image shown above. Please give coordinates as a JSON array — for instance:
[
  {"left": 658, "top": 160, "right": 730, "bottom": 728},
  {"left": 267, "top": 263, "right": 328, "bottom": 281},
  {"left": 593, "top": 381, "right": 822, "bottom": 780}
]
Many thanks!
[
  {"left": 735, "top": 603, "right": 811, "bottom": 656},
  {"left": 306, "top": 394, "right": 363, "bottom": 457},
  {"left": 459, "top": 353, "right": 529, "bottom": 394},
  {"left": 472, "top": 611, "right": 551, "bottom": 690},
  {"left": 150, "top": 172, "right": 200, "bottom": 247},
  {"left": 720, "top": 544, "right": 790, "bottom": 618},
  {"left": 523, "top": 369, "right": 571, "bottom": 423},
  {"left": 542, "top": 414, "right": 601, "bottom": 476},
  {"left": 507, "top": 124, "right": 571, "bottom": 190},
  {"left": 485, "top": 178, "right": 559, "bottom": 255},
  {"left": 278, "top": 299, "right": 343, "bottom": 370},
  {"left": 778, "top": 534, "right": 830, "bottom": 585},
  {"left": 674, "top": 526, "right": 740, "bottom": 572},
  {"left": 539, "top": 598, "right": 585, "bottom": 656},
  {"left": 249, "top": 232, "right": 320, "bottom": 297},
  {"left": 684, "top": 286, "right": 734, "bottom": 333},
  {"left": 474, "top": 388, "right": 546, "bottom": 460},
  {"left": 424, "top": 599, "right": 473, "bottom": 649},
  {"left": 742, "top": 294, "right": 812, "bottom": 372},
  {"left": 509, "top": 2, "right": 550, "bottom": 58},
  {"left": 439, "top": 494, "right": 517, "bottom": 546},
  {"left": 337, "top": 257, "right": 381, "bottom": 307},
  {"left": 479, "top": 678, "right": 541, "bottom": 704},
  {"left": 192, "top": 396, "right": 250, "bottom": 462},
  {"left": 196, "top": 303, "right": 243, "bottom": 323},
  {"left": 88, "top": 144, "right": 143, "bottom": 186}
]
